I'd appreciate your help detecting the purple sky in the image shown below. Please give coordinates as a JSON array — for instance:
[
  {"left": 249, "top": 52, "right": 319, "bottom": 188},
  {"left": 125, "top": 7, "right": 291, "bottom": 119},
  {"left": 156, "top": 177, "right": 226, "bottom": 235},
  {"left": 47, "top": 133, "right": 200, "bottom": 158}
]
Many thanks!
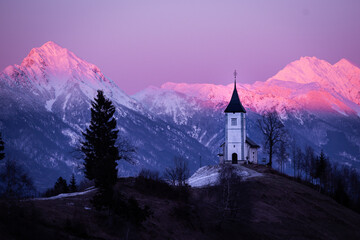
[{"left": 1, "top": 0, "right": 360, "bottom": 94}]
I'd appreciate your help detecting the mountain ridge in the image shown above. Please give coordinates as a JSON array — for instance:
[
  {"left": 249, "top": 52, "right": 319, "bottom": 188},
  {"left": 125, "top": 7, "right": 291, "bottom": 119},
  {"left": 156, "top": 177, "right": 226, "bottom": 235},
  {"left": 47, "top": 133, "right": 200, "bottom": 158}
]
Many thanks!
[{"left": 1, "top": 42, "right": 360, "bottom": 189}]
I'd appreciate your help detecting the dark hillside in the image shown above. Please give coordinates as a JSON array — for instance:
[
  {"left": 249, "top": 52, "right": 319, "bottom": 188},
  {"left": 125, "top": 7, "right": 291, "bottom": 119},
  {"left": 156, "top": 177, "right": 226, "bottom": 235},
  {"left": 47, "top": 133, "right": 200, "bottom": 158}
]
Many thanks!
[{"left": 0, "top": 166, "right": 359, "bottom": 240}]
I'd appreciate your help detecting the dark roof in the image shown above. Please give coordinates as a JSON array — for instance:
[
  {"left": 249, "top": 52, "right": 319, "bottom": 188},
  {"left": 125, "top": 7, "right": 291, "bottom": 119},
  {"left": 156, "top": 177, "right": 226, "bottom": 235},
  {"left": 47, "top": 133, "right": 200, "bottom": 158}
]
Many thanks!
[
  {"left": 224, "top": 83, "right": 246, "bottom": 113},
  {"left": 246, "top": 137, "right": 260, "bottom": 148}
]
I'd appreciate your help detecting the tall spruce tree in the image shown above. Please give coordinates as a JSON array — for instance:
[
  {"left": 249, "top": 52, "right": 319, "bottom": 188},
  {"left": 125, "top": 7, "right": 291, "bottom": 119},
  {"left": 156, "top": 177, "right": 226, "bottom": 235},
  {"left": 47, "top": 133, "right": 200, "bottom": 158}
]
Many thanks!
[
  {"left": 81, "top": 90, "right": 119, "bottom": 209},
  {"left": 0, "top": 132, "right": 5, "bottom": 161},
  {"left": 69, "top": 173, "right": 77, "bottom": 192}
]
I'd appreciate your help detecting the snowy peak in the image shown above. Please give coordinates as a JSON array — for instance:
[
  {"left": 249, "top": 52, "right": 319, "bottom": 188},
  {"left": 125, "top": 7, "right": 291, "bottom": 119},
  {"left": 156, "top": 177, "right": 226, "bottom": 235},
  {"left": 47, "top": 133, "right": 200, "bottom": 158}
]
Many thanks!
[
  {"left": 20, "top": 41, "right": 103, "bottom": 80},
  {"left": 155, "top": 57, "right": 360, "bottom": 117},
  {"left": 268, "top": 56, "right": 336, "bottom": 85},
  {"left": 268, "top": 56, "right": 360, "bottom": 106},
  {"left": 22, "top": 41, "right": 75, "bottom": 69},
  {"left": 0, "top": 41, "right": 141, "bottom": 112}
]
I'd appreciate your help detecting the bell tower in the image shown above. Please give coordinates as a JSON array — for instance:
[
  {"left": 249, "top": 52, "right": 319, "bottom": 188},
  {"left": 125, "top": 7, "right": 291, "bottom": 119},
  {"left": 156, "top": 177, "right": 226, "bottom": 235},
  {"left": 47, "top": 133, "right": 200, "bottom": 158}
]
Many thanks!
[{"left": 224, "top": 70, "right": 246, "bottom": 164}]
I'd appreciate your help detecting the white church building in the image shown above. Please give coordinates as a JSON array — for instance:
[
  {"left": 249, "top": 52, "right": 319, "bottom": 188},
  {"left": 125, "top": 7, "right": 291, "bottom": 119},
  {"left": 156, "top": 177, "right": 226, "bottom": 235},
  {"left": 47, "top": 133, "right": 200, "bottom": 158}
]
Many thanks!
[{"left": 219, "top": 72, "right": 260, "bottom": 164}]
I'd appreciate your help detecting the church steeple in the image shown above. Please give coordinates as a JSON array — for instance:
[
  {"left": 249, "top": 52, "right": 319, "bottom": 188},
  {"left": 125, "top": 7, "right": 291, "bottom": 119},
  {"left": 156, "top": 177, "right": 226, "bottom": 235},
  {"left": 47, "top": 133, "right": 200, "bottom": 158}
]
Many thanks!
[{"left": 224, "top": 70, "right": 246, "bottom": 113}]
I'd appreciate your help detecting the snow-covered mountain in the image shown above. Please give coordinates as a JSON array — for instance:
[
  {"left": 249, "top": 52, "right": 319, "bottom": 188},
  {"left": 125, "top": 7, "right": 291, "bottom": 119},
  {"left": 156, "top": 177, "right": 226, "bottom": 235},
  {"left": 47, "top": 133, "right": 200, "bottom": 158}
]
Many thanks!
[
  {"left": 160, "top": 57, "right": 360, "bottom": 117},
  {"left": 135, "top": 57, "right": 360, "bottom": 171},
  {"left": 0, "top": 42, "right": 215, "bottom": 190},
  {"left": 1, "top": 42, "right": 359, "bottom": 189}
]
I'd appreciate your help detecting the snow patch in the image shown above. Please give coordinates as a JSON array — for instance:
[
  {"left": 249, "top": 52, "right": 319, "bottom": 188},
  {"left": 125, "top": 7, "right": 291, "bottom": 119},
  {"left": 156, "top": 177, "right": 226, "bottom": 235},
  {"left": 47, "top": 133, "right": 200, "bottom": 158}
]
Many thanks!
[
  {"left": 45, "top": 98, "right": 56, "bottom": 112},
  {"left": 33, "top": 187, "right": 96, "bottom": 200},
  {"left": 62, "top": 129, "right": 79, "bottom": 146},
  {"left": 63, "top": 93, "right": 71, "bottom": 111},
  {"left": 188, "top": 165, "right": 262, "bottom": 188}
]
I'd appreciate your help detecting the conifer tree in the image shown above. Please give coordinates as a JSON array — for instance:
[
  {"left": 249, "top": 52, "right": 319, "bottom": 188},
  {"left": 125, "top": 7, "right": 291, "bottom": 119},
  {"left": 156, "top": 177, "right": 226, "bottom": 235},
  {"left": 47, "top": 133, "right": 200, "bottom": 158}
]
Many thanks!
[
  {"left": 0, "top": 132, "right": 5, "bottom": 161},
  {"left": 54, "top": 177, "right": 69, "bottom": 194},
  {"left": 69, "top": 173, "right": 77, "bottom": 192},
  {"left": 81, "top": 90, "right": 119, "bottom": 209},
  {"left": 316, "top": 150, "right": 331, "bottom": 190}
]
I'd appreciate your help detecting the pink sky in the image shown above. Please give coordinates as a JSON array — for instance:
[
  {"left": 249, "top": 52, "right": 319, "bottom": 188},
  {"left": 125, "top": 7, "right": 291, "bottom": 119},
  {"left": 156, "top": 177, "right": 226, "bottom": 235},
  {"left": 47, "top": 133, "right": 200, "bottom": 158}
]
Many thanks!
[{"left": 0, "top": 0, "right": 360, "bottom": 94}]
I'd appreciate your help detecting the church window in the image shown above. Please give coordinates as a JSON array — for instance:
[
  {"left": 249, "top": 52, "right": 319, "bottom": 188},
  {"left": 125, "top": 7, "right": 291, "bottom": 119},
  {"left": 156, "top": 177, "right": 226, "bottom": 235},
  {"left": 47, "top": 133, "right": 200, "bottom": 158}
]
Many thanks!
[{"left": 231, "top": 118, "right": 237, "bottom": 126}]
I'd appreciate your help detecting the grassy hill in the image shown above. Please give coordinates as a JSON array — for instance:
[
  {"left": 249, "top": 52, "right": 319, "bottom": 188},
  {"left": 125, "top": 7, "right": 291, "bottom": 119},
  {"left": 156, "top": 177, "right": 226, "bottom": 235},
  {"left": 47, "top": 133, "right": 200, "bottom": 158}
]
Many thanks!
[{"left": 1, "top": 165, "right": 360, "bottom": 240}]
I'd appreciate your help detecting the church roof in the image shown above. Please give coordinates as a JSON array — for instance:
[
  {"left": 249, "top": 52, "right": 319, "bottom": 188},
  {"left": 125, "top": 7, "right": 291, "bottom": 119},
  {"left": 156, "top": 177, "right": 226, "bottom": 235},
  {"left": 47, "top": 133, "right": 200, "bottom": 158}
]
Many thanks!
[
  {"left": 246, "top": 137, "right": 260, "bottom": 148},
  {"left": 224, "top": 82, "right": 246, "bottom": 113}
]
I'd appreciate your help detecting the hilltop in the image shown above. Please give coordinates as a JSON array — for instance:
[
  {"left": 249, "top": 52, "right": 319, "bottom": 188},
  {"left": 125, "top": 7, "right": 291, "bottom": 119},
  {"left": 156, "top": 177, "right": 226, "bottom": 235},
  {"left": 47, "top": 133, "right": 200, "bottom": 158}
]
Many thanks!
[{"left": 1, "top": 165, "right": 359, "bottom": 240}]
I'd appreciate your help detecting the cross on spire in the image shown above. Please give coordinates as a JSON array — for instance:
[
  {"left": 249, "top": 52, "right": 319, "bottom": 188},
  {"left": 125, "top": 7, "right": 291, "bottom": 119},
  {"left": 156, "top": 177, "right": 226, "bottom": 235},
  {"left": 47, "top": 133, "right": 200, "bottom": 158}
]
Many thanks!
[{"left": 234, "top": 70, "right": 237, "bottom": 88}]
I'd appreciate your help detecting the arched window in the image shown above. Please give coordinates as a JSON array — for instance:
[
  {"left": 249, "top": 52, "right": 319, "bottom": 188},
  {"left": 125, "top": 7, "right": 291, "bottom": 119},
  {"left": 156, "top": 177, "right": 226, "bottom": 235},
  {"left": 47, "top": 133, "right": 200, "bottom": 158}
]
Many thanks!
[{"left": 232, "top": 153, "right": 238, "bottom": 164}]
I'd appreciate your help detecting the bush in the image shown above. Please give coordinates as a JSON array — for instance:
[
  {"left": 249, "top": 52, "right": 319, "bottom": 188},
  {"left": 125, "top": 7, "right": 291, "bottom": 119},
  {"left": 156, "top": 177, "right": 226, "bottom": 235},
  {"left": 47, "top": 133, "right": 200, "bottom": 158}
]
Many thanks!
[
  {"left": 111, "top": 191, "right": 152, "bottom": 226},
  {"left": 138, "top": 169, "right": 161, "bottom": 181},
  {"left": 135, "top": 173, "right": 190, "bottom": 202}
]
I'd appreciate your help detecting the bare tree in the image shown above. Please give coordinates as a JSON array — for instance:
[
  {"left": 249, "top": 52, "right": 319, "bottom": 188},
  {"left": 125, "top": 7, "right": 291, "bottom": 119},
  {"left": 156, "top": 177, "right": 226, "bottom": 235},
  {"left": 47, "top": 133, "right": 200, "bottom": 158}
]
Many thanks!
[
  {"left": 164, "top": 167, "right": 177, "bottom": 186},
  {"left": 0, "top": 132, "right": 4, "bottom": 161},
  {"left": 291, "top": 141, "right": 297, "bottom": 178},
  {"left": 164, "top": 156, "right": 189, "bottom": 186},
  {"left": 0, "top": 159, "right": 35, "bottom": 199},
  {"left": 217, "top": 164, "right": 242, "bottom": 227},
  {"left": 275, "top": 141, "right": 289, "bottom": 173},
  {"left": 257, "top": 111, "right": 286, "bottom": 168},
  {"left": 117, "top": 138, "right": 136, "bottom": 164},
  {"left": 304, "top": 146, "right": 315, "bottom": 182},
  {"left": 296, "top": 147, "right": 304, "bottom": 179}
]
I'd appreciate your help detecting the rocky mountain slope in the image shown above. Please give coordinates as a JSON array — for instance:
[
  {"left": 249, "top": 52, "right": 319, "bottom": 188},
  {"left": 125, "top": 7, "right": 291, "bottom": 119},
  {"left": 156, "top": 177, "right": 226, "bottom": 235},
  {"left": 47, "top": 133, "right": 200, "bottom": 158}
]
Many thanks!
[{"left": 0, "top": 42, "right": 215, "bottom": 190}]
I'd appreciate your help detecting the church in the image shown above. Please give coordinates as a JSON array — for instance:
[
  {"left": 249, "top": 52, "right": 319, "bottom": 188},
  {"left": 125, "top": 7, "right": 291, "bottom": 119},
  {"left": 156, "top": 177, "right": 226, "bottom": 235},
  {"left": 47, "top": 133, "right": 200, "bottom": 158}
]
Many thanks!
[{"left": 218, "top": 71, "right": 260, "bottom": 164}]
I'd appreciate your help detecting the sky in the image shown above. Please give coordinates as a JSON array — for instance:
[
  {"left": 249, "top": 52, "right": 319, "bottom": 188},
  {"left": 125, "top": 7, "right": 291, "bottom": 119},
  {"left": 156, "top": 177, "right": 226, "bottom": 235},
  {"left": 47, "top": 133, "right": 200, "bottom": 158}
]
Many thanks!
[{"left": 0, "top": 0, "right": 360, "bottom": 94}]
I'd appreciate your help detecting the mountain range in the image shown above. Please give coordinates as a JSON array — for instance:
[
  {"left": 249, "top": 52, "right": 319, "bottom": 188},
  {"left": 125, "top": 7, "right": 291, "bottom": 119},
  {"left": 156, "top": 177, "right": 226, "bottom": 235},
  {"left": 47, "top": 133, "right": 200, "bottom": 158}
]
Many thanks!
[{"left": 0, "top": 41, "right": 359, "bottom": 190}]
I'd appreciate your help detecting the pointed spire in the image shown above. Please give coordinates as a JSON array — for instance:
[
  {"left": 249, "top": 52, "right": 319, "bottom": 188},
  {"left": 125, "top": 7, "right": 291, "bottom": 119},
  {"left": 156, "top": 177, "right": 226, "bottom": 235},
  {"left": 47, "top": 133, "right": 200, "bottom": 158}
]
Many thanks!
[
  {"left": 224, "top": 70, "right": 246, "bottom": 113},
  {"left": 234, "top": 69, "right": 237, "bottom": 89}
]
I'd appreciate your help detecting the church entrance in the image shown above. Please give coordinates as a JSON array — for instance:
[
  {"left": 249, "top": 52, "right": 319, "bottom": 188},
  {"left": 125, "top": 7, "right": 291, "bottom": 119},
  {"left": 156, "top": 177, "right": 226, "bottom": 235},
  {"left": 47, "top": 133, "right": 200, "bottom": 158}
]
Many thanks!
[{"left": 232, "top": 153, "right": 238, "bottom": 164}]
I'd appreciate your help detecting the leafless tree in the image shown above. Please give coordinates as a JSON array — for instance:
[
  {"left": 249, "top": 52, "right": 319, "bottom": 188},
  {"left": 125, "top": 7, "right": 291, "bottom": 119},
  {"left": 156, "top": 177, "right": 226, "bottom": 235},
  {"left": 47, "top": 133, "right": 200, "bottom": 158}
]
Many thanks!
[
  {"left": 117, "top": 138, "right": 136, "bottom": 164},
  {"left": 257, "top": 111, "right": 286, "bottom": 167},
  {"left": 275, "top": 141, "right": 289, "bottom": 173},
  {"left": 0, "top": 159, "right": 35, "bottom": 199},
  {"left": 303, "top": 146, "right": 316, "bottom": 182},
  {"left": 164, "top": 156, "right": 189, "bottom": 186},
  {"left": 217, "top": 164, "right": 242, "bottom": 227}
]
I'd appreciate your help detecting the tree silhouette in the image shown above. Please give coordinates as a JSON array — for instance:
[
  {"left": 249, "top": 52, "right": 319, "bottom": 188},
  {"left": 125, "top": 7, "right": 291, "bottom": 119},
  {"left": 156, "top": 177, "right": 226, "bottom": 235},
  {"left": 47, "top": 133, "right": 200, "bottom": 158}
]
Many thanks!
[
  {"left": 257, "top": 111, "right": 286, "bottom": 167},
  {"left": 69, "top": 173, "right": 77, "bottom": 192},
  {"left": 81, "top": 90, "right": 119, "bottom": 209},
  {"left": 275, "top": 141, "right": 288, "bottom": 173},
  {"left": 0, "top": 159, "right": 35, "bottom": 199},
  {"left": 164, "top": 156, "right": 189, "bottom": 186},
  {"left": 54, "top": 177, "right": 69, "bottom": 194},
  {"left": 0, "top": 132, "right": 5, "bottom": 161}
]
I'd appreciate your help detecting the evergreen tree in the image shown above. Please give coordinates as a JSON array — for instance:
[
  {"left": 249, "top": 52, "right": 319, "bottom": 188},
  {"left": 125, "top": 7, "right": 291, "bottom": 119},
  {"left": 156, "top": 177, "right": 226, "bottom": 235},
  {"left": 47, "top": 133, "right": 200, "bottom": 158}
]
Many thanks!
[
  {"left": 54, "top": 177, "right": 69, "bottom": 194},
  {"left": 69, "top": 173, "right": 77, "bottom": 192},
  {"left": 316, "top": 150, "right": 331, "bottom": 191},
  {"left": 0, "top": 132, "right": 5, "bottom": 161},
  {"left": 81, "top": 90, "right": 119, "bottom": 209}
]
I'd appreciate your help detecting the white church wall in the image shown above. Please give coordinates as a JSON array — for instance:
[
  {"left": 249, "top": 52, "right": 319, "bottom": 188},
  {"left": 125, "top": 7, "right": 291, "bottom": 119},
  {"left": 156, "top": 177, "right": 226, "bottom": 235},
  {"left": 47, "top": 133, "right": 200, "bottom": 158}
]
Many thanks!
[{"left": 225, "top": 112, "right": 246, "bottom": 161}]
